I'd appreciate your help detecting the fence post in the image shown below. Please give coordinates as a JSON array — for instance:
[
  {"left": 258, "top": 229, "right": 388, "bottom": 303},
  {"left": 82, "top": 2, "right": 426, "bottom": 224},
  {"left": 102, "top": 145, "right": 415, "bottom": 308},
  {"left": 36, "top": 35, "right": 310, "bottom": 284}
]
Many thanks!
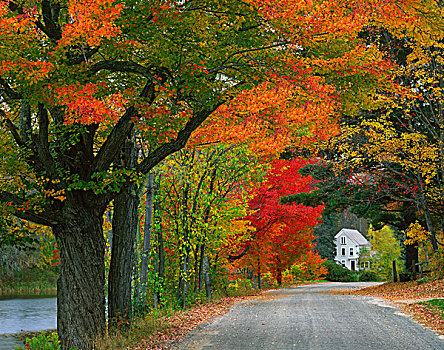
[{"left": 392, "top": 260, "right": 398, "bottom": 283}]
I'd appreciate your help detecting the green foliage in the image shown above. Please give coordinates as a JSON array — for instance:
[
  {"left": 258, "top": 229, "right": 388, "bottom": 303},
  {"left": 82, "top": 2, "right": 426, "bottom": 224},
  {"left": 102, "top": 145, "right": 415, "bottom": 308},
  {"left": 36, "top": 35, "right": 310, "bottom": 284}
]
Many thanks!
[
  {"left": 290, "top": 263, "right": 306, "bottom": 281},
  {"left": 357, "top": 270, "right": 379, "bottom": 282},
  {"left": 0, "top": 266, "right": 58, "bottom": 298},
  {"left": 322, "top": 260, "right": 357, "bottom": 282},
  {"left": 429, "top": 246, "right": 444, "bottom": 280},
  {"left": 312, "top": 214, "right": 338, "bottom": 260},
  {"left": 14, "top": 332, "right": 74, "bottom": 350},
  {"left": 261, "top": 272, "right": 278, "bottom": 288},
  {"left": 367, "top": 225, "right": 402, "bottom": 280}
]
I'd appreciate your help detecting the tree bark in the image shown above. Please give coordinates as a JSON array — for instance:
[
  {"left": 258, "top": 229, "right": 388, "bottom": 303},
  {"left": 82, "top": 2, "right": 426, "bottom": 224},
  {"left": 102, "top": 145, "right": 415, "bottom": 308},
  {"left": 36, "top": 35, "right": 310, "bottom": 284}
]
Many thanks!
[
  {"left": 277, "top": 266, "right": 282, "bottom": 286},
  {"left": 194, "top": 244, "right": 201, "bottom": 294},
  {"left": 392, "top": 260, "right": 398, "bottom": 282},
  {"left": 108, "top": 181, "right": 139, "bottom": 326},
  {"left": 257, "top": 260, "right": 262, "bottom": 289},
  {"left": 203, "top": 249, "right": 212, "bottom": 300},
  {"left": 108, "top": 134, "right": 139, "bottom": 327},
  {"left": 139, "top": 173, "right": 154, "bottom": 300},
  {"left": 53, "top": 208, "right": 105, "bottom": 350},
  {"left": 198, "top": 244, "right": 204, "bottom": 291},
  {"left": 154, "top": 222, "right": 165, "bottom": 308},
  {"left": 402, "top": 203, "right": 419, "bottom": 275}
]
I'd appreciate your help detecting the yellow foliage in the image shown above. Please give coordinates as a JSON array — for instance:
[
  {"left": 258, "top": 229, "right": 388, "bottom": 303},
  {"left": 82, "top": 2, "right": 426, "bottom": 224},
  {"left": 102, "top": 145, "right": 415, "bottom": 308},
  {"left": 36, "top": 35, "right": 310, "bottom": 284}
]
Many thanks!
[{"left": 405, "top": 221, "right": 429, "bottom": 245}]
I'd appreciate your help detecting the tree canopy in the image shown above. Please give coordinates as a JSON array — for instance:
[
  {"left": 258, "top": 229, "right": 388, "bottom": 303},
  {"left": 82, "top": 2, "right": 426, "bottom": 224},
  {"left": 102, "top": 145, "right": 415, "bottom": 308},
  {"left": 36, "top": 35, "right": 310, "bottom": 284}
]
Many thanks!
[{"left": 1, "top": 0, "right": 444, "bottom": 348}]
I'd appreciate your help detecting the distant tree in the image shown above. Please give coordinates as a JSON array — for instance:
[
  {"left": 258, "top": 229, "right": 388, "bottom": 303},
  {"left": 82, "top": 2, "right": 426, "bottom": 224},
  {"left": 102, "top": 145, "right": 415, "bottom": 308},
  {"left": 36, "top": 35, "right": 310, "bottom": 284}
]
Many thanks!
[
  {"left": 313, "top": 214, "right": 337, "bottom": 260},
  {"left": 368, "top": 225, "right": 402, "bottom": 280}
]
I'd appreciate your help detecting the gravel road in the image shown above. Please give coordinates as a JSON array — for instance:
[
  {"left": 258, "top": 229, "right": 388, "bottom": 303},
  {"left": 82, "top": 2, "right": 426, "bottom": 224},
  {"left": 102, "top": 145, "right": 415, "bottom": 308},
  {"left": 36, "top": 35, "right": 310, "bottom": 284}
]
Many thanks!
[{"left": 170, "top": 282, "right": 444, "bottom": 350}]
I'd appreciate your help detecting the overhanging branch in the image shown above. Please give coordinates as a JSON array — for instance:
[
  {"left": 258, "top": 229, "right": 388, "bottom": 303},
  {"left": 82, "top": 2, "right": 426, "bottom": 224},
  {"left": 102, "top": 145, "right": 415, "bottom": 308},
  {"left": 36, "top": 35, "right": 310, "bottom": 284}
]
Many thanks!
[
  {"left": 0, "top": 190, "right": 58, "bottom": 226},
  {"left": 136, "top": 105, "right": 222, "bottom": 174}
]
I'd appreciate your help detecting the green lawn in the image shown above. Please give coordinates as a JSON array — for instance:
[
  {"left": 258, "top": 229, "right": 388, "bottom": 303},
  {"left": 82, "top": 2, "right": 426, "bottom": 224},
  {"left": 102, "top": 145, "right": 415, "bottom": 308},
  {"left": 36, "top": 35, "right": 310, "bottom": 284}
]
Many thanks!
[{"left": 420, "top": 298, "right": 444, "bottom": 315}]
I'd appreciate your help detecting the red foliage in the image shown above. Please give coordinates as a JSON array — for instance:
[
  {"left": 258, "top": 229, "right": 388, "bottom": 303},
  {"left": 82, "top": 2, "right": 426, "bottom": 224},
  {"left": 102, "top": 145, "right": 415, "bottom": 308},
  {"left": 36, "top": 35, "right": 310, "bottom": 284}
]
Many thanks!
[{"left": 226, "top": 157, "right": 324, "bottom": 283}]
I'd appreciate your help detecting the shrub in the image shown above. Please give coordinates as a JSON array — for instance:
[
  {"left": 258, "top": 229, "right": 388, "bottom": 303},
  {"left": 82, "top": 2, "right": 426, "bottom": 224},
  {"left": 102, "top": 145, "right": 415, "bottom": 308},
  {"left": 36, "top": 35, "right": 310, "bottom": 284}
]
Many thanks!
[
  {"left": 282, "top": 269, "right": 294, "bottom": 285},
  {"left": 261, "top": 272, "right": 277, "bottom": 288},
  {"left": 14, "top": 332, "right": 74, "bottom": 350},
  {"left": 429, "top": 247, "right": 444, "bottom": 280},
  {"left": 322, "top": 260, "right": 357, "bottom": 282},
  {"left": 399, "top": 271, "right": 413, "bottom": 282},
  {"left": 358, "top": 270, "right": 379, "bottom": 282}
]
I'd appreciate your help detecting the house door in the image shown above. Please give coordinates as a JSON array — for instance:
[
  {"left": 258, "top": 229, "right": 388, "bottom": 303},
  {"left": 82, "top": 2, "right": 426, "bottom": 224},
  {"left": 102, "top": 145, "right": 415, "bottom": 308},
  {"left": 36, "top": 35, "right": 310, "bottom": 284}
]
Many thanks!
[{"left": 350, "top": 260, "right": 356, "bottom": 271}]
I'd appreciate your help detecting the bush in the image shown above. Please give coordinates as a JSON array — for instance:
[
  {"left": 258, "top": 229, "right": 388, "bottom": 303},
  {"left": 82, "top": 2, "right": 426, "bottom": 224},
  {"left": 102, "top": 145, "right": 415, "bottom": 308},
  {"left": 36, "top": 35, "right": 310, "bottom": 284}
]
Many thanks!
[
  {"left": 322, "top": 260, "right": 357, "bottom": 282},
  {"left": 358, "top": 270, "right": 379, "bottom": 282},
  {"left": 14, "top": 332, "right": 74, "bottom": 350},
  {"left": 261, "top": 272, "right": 277, "bottom": 288},
  {"left": 399, "top": 271, "right": 413, "bottom": 282},
  {"left": 290, "top": 263, "right": 306, "bottom": 282}
]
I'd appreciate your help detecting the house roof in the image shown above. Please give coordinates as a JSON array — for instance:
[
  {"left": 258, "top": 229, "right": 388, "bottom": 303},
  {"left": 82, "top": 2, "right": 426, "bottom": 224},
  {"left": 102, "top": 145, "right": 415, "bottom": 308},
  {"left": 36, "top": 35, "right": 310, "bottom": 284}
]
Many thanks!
[{"left": 335, "top": 228, "right": 369, "bottom": 245}]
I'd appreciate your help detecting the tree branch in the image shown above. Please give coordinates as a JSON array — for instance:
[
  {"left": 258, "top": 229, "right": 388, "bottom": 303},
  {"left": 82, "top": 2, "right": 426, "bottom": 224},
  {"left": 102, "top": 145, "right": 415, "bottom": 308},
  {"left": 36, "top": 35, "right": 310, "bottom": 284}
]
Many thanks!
[
  {"left": 19, "top": 100, "right": 31, "bottom": 144},
  {"left": 0, "top": 190, "right": 59, "bottom": 226},
  {"left": 0, "top": 77, "right": 22, "bottom": 100},
  {"left": 89, "top": 60, "right": 170, "bottom": 81},
  {"left": 228, "top": 244, "right": 250, "bottom": 261},
  {"left": 37, "top": 103, "right": 58, "bottom": 180},
  {"left": 136, "top": 104, "right": 223, "bottom": 175},
  {"left": 39, "top": 0, "right": 62, "bottom": 41},
  {"left": 3, "top": 118, "right": 23, "bottom": 146},
  {"left": 92, "top": 81, "right": 156, "bottom": 174},
  {"left": 91, "top": 106, "right": 136, "bottom": 174}
]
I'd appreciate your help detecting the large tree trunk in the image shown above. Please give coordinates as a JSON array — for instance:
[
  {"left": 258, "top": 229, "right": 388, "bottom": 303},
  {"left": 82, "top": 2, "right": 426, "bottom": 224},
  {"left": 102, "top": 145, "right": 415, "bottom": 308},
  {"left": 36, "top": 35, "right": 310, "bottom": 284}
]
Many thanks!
[
  {"left": 108, "top": 181, "right": 139, "bottom": 326},
  {"left": 108, "top": 134, "right": 139, "bottom": 326},
  {"left": 53, "top": 207, "right": 106, "bottom": 350}
]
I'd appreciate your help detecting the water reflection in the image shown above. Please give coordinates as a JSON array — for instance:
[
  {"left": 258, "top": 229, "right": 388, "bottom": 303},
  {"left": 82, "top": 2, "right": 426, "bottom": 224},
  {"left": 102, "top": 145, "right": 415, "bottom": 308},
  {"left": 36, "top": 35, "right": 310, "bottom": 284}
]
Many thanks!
[{"left": 0, "top": 297, "right": 56, "bottom": 334}]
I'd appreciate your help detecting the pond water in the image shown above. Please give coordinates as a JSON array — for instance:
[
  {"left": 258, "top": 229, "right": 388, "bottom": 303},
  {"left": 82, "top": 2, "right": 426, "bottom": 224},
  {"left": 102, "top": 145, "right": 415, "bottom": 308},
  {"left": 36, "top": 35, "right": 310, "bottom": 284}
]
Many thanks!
[{"left": 0, "top": 297, "right": 57, "bottom": 334}]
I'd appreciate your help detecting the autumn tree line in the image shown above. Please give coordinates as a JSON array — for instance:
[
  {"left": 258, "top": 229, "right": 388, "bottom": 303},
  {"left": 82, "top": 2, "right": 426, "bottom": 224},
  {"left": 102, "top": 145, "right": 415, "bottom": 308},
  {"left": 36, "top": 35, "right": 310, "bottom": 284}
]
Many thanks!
[{"left": 1, "top": 0, "right": 444, "bottom": 348}]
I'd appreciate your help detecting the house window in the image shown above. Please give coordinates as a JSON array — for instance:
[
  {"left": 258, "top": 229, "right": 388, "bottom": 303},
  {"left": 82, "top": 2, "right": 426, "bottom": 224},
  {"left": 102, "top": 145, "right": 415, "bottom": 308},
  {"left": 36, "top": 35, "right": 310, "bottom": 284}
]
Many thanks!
[
  {"left": 350, "top": 247, "right": 354, "bottom": 256},
  {"left": 341, "top": 248, "right": 346, "bottom": 256},
  {"left": 341, "top": 236, "right": 346, "bottom": 244},
  {"left": 341, "top": 260, "right": 346, "bottom": 267}
]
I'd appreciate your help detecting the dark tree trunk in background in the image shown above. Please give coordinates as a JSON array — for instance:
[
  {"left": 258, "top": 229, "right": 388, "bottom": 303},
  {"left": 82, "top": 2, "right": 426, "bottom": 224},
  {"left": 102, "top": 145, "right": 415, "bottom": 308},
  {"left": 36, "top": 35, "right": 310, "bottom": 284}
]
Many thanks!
[
  {"left": 257, "top": 260, "right": 262, "bottom": 289},
  {"left": 139, "top": 173, "right": 154, "bottom": 301},
  {"left": 198, "top": 244, "right": 204, "bottom": 292},
  {"left": 108, "top": 135, "right": 139, "bottom": 326},
  {"left": 154, "top": 222, "right": 165, "bottom": 308},
  {"left": 54, "top": 206, "right": 106, "bottom": 350},
  {"left": 193, "top": 244, "right": 200, "bottom": 294},
  {"left": 203, "top": 248, "right": 212, "bottom": 299},
  {"left": 177, "top": 185, "right": 190, "bottom": 308},
  {"left": 277, "top": 266, "right": 282, "bottom": 286},
  {"left": 402, "top": 203, "right": 418, "bottom": 275}
]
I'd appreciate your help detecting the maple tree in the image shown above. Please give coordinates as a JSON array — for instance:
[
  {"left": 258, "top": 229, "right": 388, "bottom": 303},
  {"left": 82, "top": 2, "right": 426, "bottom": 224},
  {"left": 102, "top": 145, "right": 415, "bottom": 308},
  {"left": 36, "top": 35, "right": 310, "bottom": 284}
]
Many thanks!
[
  {"left": 0, "top": 0, "right": 441, "bottom": 348},
  {"left": 226, "top": 158, "right": 324, "bottom": 285}
]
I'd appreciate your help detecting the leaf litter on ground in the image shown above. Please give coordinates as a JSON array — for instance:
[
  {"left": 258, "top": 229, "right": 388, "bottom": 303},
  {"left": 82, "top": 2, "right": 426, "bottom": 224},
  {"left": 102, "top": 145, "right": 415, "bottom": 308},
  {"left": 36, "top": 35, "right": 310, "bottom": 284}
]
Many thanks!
[
  {"left": 129, "top": 294, "right": 265, "bottom": 350},
  {"left": 336, "top": 279, "right": 444, "bottom": 336}
]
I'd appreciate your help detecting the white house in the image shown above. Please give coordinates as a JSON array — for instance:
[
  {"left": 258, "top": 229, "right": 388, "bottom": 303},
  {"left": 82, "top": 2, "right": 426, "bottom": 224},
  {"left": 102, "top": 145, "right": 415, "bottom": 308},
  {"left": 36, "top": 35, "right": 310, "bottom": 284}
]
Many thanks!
[{"left": 334, "top": 228, "right": 370, "bottom": 271}]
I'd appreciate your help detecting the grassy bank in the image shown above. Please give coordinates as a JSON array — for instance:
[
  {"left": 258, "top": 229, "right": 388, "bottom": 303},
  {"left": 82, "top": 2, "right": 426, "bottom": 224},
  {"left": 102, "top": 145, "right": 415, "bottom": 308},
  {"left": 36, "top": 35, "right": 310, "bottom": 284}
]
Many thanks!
[{"left": 0, "top": 266, "right": 58, "bottom": 298}]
